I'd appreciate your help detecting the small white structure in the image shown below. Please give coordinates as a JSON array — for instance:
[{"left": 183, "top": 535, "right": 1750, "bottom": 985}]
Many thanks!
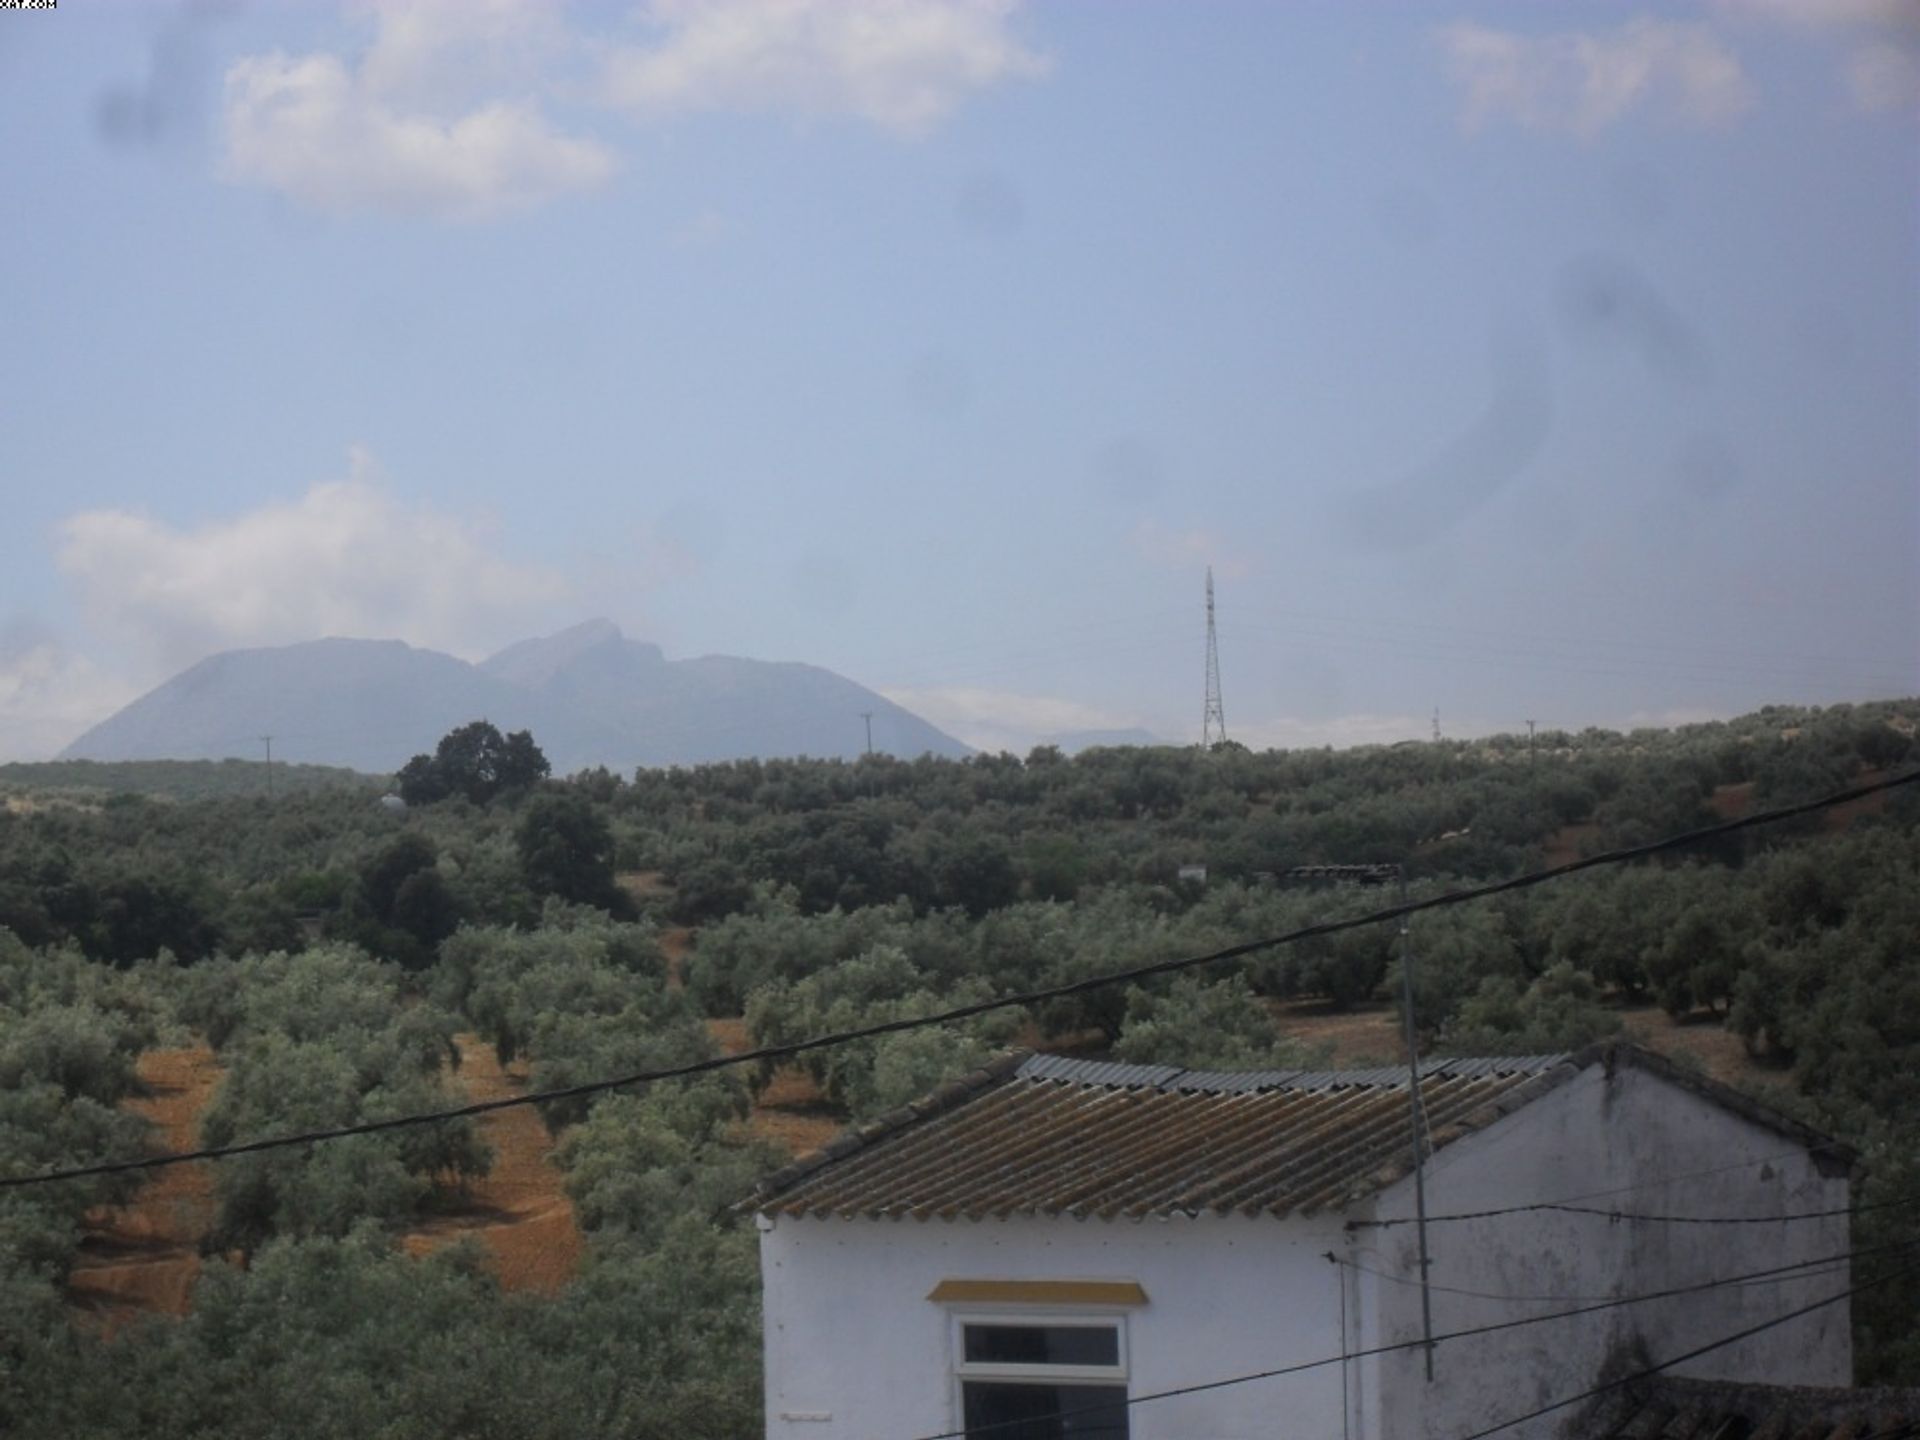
[{"left": 752, "top": 1045, "right": 1852, "bottom": 1440}]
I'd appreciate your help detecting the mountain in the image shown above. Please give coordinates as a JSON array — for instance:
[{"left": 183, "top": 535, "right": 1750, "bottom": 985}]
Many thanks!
[{"left": 59, "top": 621, "right": 972, "bottom": 773}]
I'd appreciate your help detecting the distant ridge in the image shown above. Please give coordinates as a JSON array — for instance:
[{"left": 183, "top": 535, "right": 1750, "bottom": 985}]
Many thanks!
[{"left": 59, "top": 621, "right": 972, "bottom": 773}]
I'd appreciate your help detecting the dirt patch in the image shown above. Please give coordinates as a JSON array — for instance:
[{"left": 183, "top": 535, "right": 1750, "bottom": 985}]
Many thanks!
[
  {"left": 68, "top": 1045, "right": 221, "bottom": 1325},
  {"left": 745, "top": 1063, "right": 843, "bottom": 1157},
  {"left": 660, "top": 926, "right": 693, "bottom": 990},
  {"left": 1271, "top": 1000, "right": 1405, "bottom": 1068},
  {"left": 748, "top": 1109, "right": 845, "bottom": 1157},
  {"left": 2, "top": 793, "right": 100, "bottom": 815},
  {"left": 1272, "top": 997, "right": 1789, "bottom": 1100},
  {"left": 1542, "top": 821, "right": 1600, "bottom": 868},
  {"left": 707, "top": 1016, "right": 847, "bottom": 1157},
  {"left": 708, "top": 1016, "right": 749, "bottom": 1055},
  {"left": 1709, "top": 782, "right": 1755, "bottom": 820},
  {"left": 72, "top": 1036, "right": 586, "bottom": 1316},
  {"left": 1823, "top": 768, "right": 1888, "bottom": 832},
  {"left": 1616, "top": 1006, "right": 1787, "bottom": 1094},
  {"left": 399, "top": 1035, "right": 582, "bottom": 1295}
]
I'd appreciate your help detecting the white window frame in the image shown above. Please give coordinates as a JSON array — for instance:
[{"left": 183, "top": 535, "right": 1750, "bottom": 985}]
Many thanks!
[{"left": 948, "top": 1310, "right": 1131, "bottom": 1433}]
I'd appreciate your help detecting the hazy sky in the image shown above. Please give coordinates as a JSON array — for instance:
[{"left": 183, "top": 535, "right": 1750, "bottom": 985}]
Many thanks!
[{"left": 2, "top": 0, "right": 1915, "bottom": 762}]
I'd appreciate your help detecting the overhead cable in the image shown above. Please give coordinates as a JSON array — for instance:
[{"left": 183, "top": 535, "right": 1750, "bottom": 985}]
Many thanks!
[
  {"left": 899, "top": 1242, "right": 1917, "bottom": 1440},
  {"left": 1451, "top": 1261, "right": 1919, "bottom": 1440},
  {"left": 1350, "top": 1194, "right": 1914, "bottom": 1231},
  {"left": 3, "top": 765, "right": 1913, "bottom": 1192}
]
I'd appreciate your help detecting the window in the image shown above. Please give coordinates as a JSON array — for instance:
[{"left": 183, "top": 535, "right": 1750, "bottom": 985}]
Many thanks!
[{"left": 953, "top": 1317, "right": 1130, "bottom": 1440}]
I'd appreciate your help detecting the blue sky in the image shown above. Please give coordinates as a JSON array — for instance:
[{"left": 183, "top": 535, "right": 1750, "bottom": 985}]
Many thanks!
[{"left": 1, "top": 0, "right": 1914, "bottom": 762}]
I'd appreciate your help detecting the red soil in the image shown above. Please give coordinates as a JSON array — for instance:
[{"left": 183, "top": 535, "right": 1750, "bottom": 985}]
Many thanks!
[
  {"left": 71, "top": 1006, "right": 848, "bottom": 1321},
  {"left": 659, "top": 926, "right": 693, "bottom": 990},
  {"left": 68, "top": 1045, "right": 220, "bottom": 1325},
  {"left": 70, "top": 1035, "right": 590, "bottom": 1318},
  {"left": 399, "top": 1035, "right": 583, "bottom": 1295},
  {"left": 708, "top": 1016, "right": 846, "bottom": 1157}
]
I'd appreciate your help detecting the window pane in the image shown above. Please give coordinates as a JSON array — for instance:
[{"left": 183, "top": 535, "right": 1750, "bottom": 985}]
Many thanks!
[
  {"left": 962, "top": 1382, "right": 1130, "bottom": 1440},
  {"left": 962, "top": 1324, "right": 1120, "bottom": 1368}
]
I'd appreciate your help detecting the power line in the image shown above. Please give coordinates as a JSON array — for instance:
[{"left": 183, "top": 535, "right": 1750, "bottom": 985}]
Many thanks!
[
  {"left": 4, "top": 765, "right": 1914, "bottom": 1192},
  {"left": 1328, "top": 1250, "right": 1860, "bottom": 1306},
  {"left": 1434, "top": 1145, "right": 1853, "bottom": 1214},
  {"left": 1351, "top": 1194, "right": 1915, "bottom": 1231},
  {"left": 899, "top": 1241, "right": 1918, "bottom": 1440},
  {"left": 1451, "top": 1261, "right": 1920, "bottom": 1440}
]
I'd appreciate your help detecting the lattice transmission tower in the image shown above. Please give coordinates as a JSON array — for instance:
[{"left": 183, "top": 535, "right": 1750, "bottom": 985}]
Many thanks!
[{"left": 1202, "top": 567, "right": 1227, "bottom": 747}]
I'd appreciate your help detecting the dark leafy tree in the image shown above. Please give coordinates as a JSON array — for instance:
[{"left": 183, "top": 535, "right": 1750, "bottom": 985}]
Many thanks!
[
  {"left": 397, "top": 722, "right": 549, "bottom": 806},
  {"left": 518, "top": 792, "right": 626, "bottom": 912},
  {"left": 345, "top": 832, "right": 462, "bottom": 968}
]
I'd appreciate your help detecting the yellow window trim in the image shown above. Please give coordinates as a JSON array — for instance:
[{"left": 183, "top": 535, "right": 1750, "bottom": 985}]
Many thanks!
[{"left": 927, "top": 1280, "right": 1148, "bottom": 1306}]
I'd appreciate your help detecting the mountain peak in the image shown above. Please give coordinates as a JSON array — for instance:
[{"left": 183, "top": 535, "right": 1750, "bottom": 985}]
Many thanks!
[
  {"left": 481, "top": 619, "right": 632, "bottom": 689},
  {"left": 61, "top": 622, "right": 972, "bottom": 770}
]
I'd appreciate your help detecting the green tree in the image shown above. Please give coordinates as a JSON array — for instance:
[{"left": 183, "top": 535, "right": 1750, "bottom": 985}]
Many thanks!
[
  {"left": 398, "top": 722, "right": 549, "bottom": 806},
  {"left": 1440, "top": 962, "right": 1622, "bottom": 1054},
  {"left": 517, "top": 792, "right": 624, "bottom": 911},
  {"left": 1113, "top": 974, "right": 1321, "bottom": 1070}
]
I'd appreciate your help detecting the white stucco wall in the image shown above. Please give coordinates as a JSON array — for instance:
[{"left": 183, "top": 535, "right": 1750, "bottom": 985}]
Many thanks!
[
  {"left": 1356, "top": 1061, "right": 1851, "bottom": 1440},
  {"left": 759, "top": 1209, "right": 1350, "bottom": 1440}
]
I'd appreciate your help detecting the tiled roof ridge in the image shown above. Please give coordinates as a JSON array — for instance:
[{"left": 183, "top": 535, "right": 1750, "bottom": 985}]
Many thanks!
[
  {"left": 746, "top": 1047, "right": 1034, "bottom": 1208},
  {"left": 746, "top": 1040, "right": 1852, "bottom": 1216},
  {"left": 1331, "top": 1053, "right": 1589, "bottom": 1210}
]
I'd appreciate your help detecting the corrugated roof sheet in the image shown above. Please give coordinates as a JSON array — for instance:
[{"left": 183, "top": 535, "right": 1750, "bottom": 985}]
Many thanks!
[
  {"left": 1020, "top": 1053, "right": 1568, "bottom": 1095},
  {"left": 755, "top": 1051, "right": 1576, "bottom": 1221},
  {"left": 1587, "top": 1378, "right": 1920, "bottom": 1440}
]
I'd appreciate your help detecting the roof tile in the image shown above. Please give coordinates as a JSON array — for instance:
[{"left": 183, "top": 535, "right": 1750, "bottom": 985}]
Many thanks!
[{"left": 755, "top": 1051, "right": 1573, "bottom": 1220}]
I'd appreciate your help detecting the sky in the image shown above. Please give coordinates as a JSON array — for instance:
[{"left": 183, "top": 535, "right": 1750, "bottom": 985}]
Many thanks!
[{"left": 0, "top": 0, "right": 1915, "bottom": 763}]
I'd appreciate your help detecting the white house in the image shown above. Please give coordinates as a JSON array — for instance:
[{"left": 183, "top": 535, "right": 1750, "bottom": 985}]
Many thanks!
[{"left": 751, "top": 1044, "right": 1854, "bottom": 1440}]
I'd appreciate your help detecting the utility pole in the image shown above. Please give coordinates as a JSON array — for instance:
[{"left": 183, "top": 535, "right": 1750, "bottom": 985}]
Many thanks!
[
  {"left": 1394, "top": 863, "right": 1437, "bottom": 1383},
  {"left": 1431, "top": 707, "right": 1441, "bottom": 744},
  {"left": 859, "top": 711, "right": 874, "bottom": 757},
  {"left": 1202, "top": 567, "right": 1227, "bottom": 747},
  {"left": 1283, "top": 862, "right": 1436, "bottom": 1382},
  {"left": 260, "top": 735, "right": 274, "bottom": 800}
]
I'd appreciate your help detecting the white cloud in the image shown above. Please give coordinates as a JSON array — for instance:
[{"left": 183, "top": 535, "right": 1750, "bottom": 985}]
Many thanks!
[
  {"left": 55, "top": 454, "right": 574, "bottom": 674},
  {"left": 0, "top": 630, "right": 139, "bottom": 762},
  {"left": 353, "top": 0, "right": 575, "bottom": 111},
  {"left": 879, "top": 685, "right": 1141, "bottom": 754},
  {"left": 1439, "top": 18, "right": 1755, "bottom": 136},
  {"left": 222, "top": 0, "right": 1046, "bottom": 216},
  {"left": 1227, "top": 713, "right": 1438, "bottom": 752},
  {"left": 1621, "top": 706, "right": 1729, "bottom": 730},
  {"left": 882, "top": 688, "right": 1507, "bottom": 755},
  {"left": 223, "top": 2, "right": 615, "bottom": 221},
  {"left": 604, "top": 0, "right": 1049, "bottom": 135},
  {"left": 1707, "top": 0, "right": 1919, "bottom": 113}
]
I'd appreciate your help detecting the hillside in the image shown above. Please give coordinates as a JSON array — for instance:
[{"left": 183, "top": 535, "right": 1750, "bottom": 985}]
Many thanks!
[
  {"left": 1, "top": 758, "right": 379, "bottom": 803},
  {"left": 58, "top": 620, "right": 971, "bottom": 773},
  {"left": 2, "top": 691, "right": 1916, "bottom": 1430}
]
